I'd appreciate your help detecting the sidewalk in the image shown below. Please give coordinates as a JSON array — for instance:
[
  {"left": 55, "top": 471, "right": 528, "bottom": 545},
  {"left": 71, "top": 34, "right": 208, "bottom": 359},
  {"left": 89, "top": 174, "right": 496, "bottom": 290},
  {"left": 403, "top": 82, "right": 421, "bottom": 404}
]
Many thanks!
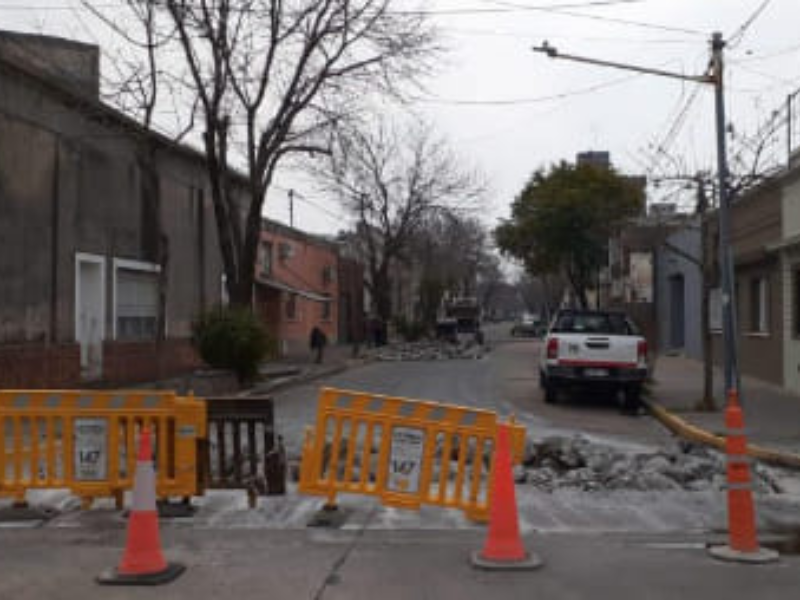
[
  {"left": 252, "top": 343, "right": 370, "bottom": 394},
  {"left": 649, "top": 355, "right": 800, "bottom": 456}
]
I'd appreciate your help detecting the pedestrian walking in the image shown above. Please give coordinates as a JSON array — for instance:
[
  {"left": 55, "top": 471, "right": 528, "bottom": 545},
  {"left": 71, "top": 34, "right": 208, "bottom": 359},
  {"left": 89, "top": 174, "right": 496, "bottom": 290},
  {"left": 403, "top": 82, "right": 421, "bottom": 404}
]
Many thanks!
[{"left": 310, "top": 325, "right": 327, "bottom": 364}]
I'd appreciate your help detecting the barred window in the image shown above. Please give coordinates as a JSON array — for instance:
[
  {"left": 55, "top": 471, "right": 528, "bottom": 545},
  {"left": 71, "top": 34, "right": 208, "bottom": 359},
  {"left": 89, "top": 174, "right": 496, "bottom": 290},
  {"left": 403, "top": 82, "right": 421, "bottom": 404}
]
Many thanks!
[{"left": 116, "top": 268, "right": 158, "bottom": 340}]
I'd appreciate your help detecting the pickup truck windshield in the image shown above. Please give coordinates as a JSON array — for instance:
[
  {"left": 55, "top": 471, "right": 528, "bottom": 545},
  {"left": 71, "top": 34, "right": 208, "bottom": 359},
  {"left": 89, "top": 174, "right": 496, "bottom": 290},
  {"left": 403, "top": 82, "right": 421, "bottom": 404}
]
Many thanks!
[{"left": 551, "top": 313, "right": 636, "bottom": 335}]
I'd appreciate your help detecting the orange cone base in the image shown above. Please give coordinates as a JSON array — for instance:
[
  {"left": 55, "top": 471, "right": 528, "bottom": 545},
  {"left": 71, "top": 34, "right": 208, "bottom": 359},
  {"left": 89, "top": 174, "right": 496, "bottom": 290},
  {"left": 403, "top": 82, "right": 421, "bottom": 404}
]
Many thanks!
[
  {"left": 708, "top": 545, "right": 779, "bottom": 564},
  {"left": 470, "top": 550, "right": 543, "bottom": 571},
  {"left": 97, "top": 562, "right": 185, "bottom": 586}
]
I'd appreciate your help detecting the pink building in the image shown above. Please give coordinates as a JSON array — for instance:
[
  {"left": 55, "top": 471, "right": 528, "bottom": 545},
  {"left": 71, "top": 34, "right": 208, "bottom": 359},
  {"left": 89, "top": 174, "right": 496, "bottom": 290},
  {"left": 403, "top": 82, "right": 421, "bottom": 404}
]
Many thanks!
[{"left": 255, "top": 220, "right": 340, "bottom": 357}]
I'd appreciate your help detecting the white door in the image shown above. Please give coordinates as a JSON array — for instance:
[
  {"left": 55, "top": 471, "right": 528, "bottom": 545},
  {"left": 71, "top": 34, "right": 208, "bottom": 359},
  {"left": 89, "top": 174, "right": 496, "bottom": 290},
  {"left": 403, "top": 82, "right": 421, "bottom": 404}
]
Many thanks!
[{"left": 76, "top": 255, "right": 105, "bottom": 380}]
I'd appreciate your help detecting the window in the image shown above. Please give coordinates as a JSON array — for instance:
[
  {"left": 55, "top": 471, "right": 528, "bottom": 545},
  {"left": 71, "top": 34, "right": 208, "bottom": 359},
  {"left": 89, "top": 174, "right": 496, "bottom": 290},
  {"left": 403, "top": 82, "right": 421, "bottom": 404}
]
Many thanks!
[
  {"left": 278, "top": 242, "right": 294, "bottom": 261},
  {"left": 322, "top": 265, "right": 334, "bottom": 286},
  {"left": 551, "top": 312, "right": 634, "bottom": 335},
  {"left": 749, "top": 277, "right": 768, "bottom": 333},
  {"left": 258, "top": 242, "right": 273, "bottom": 277},
  {"left": 285, "top": 293, "right": 297, "bottom": 320},
  {"left": 115, "top": 264, "right": 159, "bottom": 340},
  {"left": 321, "top": 298, "right": 331, "bottom": 321}
]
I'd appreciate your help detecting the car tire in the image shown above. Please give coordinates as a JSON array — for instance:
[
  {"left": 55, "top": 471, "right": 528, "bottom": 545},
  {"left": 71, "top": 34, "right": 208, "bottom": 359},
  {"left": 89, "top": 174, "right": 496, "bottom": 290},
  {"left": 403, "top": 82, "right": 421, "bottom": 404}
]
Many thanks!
[
  {"left": 543, "top": 379, "right": 558, "bottom": 404},
  {"left": 622, "top": 385, "right": 642, "bottom": 415}
]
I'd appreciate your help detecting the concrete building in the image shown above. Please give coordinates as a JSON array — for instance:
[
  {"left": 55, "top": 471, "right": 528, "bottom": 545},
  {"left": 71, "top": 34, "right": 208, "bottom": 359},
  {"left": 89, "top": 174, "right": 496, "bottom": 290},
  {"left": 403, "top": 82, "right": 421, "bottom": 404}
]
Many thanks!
[
  {"left": 0, "top": 31, "right": 238, "bottom": 387},
  {"left": 718, "top": 177, "right": 783, "bottom": 387},
  {"left": 653, "top": 168, "right": 787, "bottom": 390},
  {"left": 654, "top": 218, "right": 704, "bottom": 359},
  {"left": 0, "top": 30, "right": 368, "bottom": 387}
]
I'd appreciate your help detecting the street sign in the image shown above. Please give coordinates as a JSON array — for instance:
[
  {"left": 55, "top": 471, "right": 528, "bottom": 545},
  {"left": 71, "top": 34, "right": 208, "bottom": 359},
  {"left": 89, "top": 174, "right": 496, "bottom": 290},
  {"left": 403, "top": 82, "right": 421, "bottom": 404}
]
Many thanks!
[
  {"left": 73, "top": 418, "right": 108, "bottom": 481},
  {"left": 387, "top": 427, "right": 425, "bottom": 494}
]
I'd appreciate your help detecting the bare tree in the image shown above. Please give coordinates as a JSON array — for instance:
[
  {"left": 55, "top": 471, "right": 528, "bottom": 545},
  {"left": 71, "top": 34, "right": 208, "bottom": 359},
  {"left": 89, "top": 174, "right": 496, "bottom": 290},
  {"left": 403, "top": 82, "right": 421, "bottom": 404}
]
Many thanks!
[
  {"left": 409, "top": 213, "right": 496, "bottom": 327},
  {"left": 94, "top": 0, "right": 437, "bottom": 307},
  {"left": 319, "top": 118, "right": 484, "bottom": 322}
]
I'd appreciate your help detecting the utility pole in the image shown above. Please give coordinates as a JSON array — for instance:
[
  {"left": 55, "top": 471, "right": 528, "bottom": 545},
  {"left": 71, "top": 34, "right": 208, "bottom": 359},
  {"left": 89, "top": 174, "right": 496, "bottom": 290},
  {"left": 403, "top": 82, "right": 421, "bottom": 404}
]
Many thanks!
[
  {"left": 710, "top": 32, "right": 741, "bottom": 399},
  {"left": 696, "top": 175, "right": 716, "bottom": 411},
  {"left": 533, "top": 32, "right": 741, "bottom": 405}
]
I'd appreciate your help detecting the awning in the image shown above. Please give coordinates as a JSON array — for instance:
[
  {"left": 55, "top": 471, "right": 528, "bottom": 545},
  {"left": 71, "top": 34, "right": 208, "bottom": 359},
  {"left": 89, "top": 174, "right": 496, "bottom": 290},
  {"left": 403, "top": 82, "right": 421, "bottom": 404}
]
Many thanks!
[{"left": 256, "top": 275, "right": 331, "bottom": 302}]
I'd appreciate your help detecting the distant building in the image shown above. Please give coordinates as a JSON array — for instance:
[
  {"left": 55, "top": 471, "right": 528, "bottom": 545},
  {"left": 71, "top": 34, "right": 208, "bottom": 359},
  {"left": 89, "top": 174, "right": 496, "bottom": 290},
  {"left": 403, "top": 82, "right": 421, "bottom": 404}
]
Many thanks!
[
  {"left": 576, "top": 151, "right": 611, "bottom": 169},
  {"left": 649, "top": 202, "right": 678, "bottom": 217},
  {"left": 255, "top": 220, "right": 364, "bottom": 357}
]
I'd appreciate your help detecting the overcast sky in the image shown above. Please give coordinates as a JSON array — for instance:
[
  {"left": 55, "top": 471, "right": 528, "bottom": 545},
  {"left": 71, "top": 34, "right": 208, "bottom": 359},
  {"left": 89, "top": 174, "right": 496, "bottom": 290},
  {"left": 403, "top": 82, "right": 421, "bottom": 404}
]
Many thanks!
[{"left": 3, "top": 0, "right": 799, "bottom": 238}]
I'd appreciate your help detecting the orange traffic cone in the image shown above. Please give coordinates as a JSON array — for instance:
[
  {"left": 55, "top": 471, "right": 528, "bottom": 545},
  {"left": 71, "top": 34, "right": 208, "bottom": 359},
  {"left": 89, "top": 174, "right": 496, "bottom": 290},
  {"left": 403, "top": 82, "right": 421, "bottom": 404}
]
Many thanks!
[
  {"left": 97, "top": 427, "right": 186, "bottom": 585},
  {"left": 471, "top": 421, "right": 542, "bottom": 570},
  {"left": 708, "top": 390, "right": 778, "bottom": 564}
]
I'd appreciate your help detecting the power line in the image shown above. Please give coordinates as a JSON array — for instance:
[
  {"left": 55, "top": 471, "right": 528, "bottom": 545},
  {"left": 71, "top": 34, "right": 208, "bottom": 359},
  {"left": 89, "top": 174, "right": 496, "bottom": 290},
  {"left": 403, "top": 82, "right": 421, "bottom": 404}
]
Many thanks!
[
  {"left": 394, "top": 0, "right": 647, "bottom": 16},
  {"left": 484, "top": 0, "right": 706, "bottom": 36},
  {"left": 728, "top": 0, "right": 773, "bottom": 48},
  {"left": 414, "top": 71, "right": 642, "bottom": 106},
  {"left": 729, "top": 59, "right": 799, "bottom": 87},
  {"left": 272, "top": 185, "right": 347, "bottom": 222},
  {"left": 0, "top": 1, "right": 120, "bottom": 10},
  {"left": 733, "top": 42, "right": 800, "bottom": 64},
  {"left": 643, "top": 83, "right": 704, "bottom": 179},
  {"left": 0, "top": 0, "right": 638, "bottom": 13},
  {"left": 441, "top": 26, "right": 696, "bottom": 45}
]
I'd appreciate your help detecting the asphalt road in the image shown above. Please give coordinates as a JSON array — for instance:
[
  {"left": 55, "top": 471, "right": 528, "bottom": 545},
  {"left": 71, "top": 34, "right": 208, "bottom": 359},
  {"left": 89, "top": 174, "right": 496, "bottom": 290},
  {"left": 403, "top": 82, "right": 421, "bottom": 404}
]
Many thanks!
[{"left": 274, "top": 323, "right": 672, "bottom": 460}]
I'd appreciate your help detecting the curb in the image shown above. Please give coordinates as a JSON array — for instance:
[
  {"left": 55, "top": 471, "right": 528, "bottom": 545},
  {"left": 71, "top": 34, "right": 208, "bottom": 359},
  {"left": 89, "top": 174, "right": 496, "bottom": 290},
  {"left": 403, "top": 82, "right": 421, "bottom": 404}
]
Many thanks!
[
  {"left": 643, "top": 399, "right": 800, "bottom": 470},
  {"left": 249, "top": 357, "right": 375, "bottom": 395}
]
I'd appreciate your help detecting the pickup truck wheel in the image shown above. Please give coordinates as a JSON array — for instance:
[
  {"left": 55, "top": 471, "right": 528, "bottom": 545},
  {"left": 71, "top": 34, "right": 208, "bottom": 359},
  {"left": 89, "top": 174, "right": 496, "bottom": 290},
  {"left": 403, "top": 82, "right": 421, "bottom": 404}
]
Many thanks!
[
  {"left": 622, "top": 386, "right": 642, "bottom": 415},
  {"left": 544, "top": 380, "right": 558, "bottom": 404}
]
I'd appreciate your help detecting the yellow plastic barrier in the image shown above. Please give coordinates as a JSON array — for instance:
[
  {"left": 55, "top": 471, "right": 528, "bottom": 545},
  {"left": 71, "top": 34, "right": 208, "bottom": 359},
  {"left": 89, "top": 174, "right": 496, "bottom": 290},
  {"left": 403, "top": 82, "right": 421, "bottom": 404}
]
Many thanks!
[
  {"left": 299, "top": 387, "right": 526, "bottom": 522},
  {"left": 0, "top": 390, "right": 206, "bottom": 508}
]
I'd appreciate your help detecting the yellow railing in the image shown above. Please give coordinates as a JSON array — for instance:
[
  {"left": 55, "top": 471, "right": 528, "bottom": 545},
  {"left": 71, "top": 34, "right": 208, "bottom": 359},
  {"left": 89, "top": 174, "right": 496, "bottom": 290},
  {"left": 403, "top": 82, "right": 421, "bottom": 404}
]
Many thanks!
[
  {"left": 0, "top": 390, "right": 206, "bottom": 508},
  {"left": 298, "top": 387, "right": 526, "bottom": 522}
]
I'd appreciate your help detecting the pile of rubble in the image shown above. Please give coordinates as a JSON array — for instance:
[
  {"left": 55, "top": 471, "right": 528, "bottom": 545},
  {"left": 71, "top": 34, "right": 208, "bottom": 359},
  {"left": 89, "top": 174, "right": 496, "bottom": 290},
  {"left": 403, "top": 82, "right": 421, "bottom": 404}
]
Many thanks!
[
  {"left": 374, "top": 340, "right": 487, "bottom": 361},
  {"left": 287, "top": 431, "right": 784, "bottom": 496},
  {"left": 519, "top": 435, "right": 783, "bottom": 494}
]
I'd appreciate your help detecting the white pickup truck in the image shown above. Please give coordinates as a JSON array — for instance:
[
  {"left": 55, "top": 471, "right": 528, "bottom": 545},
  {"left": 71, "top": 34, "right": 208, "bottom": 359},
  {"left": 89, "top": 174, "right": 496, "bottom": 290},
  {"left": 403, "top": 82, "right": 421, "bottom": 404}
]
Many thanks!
[{"left": 538, "top": 309, "right": 648, "bottom": 413}]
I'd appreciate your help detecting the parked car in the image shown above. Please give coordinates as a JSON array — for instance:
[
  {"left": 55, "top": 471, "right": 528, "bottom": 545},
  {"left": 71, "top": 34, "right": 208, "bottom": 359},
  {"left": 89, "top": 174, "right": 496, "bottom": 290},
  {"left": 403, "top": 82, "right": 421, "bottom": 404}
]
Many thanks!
[
  {"left": 511, "top": 315, "right": 543, "bottom": 337},
  {"left": 538, "top": 309, "right": 648, "bottom": 413}
]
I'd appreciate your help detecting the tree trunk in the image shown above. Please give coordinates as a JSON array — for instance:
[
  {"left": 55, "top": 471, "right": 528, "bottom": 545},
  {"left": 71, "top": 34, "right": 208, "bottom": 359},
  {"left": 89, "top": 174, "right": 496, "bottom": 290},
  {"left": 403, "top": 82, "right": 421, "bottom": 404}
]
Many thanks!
[{"left": 372, "top": 264, "right": 393, "bottom": 324}]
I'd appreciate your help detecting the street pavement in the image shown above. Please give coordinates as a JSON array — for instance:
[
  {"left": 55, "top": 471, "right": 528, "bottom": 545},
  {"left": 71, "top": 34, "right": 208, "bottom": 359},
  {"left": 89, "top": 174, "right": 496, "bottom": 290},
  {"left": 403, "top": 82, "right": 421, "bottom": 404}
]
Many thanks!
[
  {"left": 1, "top": 528, "right": 799, "bottom": 600},
  {"left": 3, "top": 328, "right": 800, "bottom": 598},
  {"left": 263, "top": 330, "right": 800, "bottom": 458}
]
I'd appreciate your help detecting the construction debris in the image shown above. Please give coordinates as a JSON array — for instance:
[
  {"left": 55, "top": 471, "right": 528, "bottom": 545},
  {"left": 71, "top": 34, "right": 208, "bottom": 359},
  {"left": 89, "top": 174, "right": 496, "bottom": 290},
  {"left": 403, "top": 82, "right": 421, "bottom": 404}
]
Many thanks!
[
  {"left": 521, "top": 435, "right": 783, "bottom": 494},
  {"left": 373, "top": 340, "right": 488, "bottom": 362}
]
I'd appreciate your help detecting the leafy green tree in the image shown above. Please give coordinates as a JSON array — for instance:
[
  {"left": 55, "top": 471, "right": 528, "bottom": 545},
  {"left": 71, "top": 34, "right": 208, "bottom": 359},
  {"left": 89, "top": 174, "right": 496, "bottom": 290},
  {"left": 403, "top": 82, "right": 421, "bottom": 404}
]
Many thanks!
[{"left": 496, "top": 161, "right": 643, "bottom": 308}]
